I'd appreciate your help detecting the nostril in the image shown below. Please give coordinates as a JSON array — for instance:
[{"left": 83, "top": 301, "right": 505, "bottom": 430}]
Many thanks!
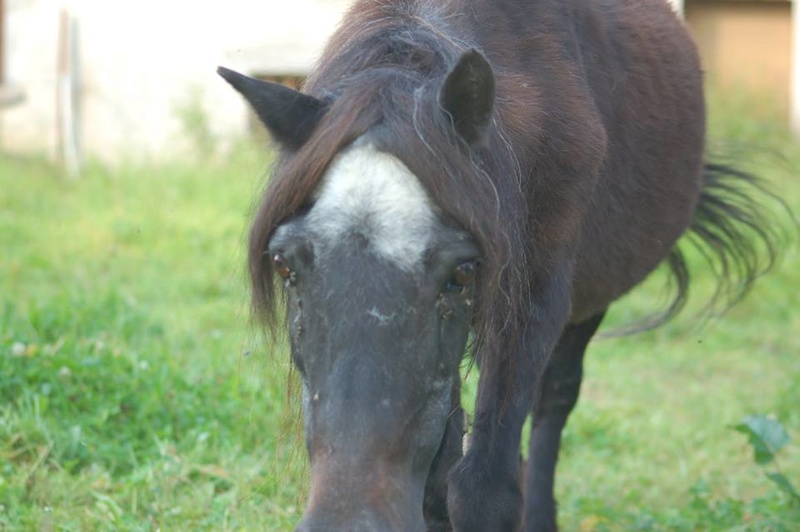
[{"left": 300, "top": 462, "right": 426, "bottom": 531}]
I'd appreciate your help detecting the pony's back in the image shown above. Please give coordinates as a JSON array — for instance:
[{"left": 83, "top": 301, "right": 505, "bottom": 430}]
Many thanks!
[{"left": 303, "top": 0, "right": 705, "bottom": 322}]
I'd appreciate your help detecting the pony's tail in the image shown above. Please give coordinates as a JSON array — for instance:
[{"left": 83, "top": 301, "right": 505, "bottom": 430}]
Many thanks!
[
  {"left": 608, "top": 162, "right": 791, "bottom": 336},
  {"left": 665, "top": 163, "right": 789, "bottom": 318}
]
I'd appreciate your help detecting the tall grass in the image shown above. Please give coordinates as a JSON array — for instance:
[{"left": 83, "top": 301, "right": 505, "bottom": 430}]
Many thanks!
[{"left": 1, "top": 92, "right": 798, "bottom": 530}]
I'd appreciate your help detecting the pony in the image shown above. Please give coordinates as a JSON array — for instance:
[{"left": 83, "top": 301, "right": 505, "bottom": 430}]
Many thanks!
[{"left": 219, "top": 0, "right": 782, "bottom": 529}]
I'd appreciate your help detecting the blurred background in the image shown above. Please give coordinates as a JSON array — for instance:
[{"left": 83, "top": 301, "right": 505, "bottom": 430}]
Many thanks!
[
  {"left": 1, "top": 0, "right": 798, "bottom": 169},
  {"left": 0, "top": 0, "right": 351, "bottom": 170},
  {"left": 1, "top": 1, "right": 798, "bottom": 530}
]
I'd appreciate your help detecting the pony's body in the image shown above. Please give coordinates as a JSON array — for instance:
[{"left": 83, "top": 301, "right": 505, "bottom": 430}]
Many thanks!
[
  {"left": 219, "top": 0, "right": 778, "bottom": 530},
  {"left": 305, "top": 0, "right": 705, "bottom": 324}
]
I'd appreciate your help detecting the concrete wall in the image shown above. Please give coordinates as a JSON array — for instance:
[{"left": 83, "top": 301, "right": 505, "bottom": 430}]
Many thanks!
[{"left": 0, "top": 0, "right": 349, "bottom": 163}]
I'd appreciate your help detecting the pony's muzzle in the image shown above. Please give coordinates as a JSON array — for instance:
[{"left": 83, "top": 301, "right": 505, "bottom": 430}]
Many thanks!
[{"left": 296, "top": 455, "right": 426, "bottom": 532}]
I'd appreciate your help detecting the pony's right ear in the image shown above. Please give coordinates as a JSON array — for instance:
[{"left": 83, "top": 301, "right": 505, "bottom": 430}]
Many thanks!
[
  {"left": 439, "top": 50, "right": 495, "bottom": 146},
  {"left": 217, "top": 66, "right": 326, "bottom": 150}
]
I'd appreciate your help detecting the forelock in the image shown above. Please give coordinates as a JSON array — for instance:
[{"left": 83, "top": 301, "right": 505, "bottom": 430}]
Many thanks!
[{"left": 306, "top": 141, "right": 440, "bottom": 270}]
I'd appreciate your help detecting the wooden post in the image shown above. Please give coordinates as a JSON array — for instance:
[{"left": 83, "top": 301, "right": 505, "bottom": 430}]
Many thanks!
[
  {"left": 0, "top": 0, "right": 24, "bottom": 108},
  {"left": 57, "top": 9, "right": 81, "bottom": 176},
  {"left": 792, "top": 0, "right": 800, "bottom": 137},
  {"left": 1, "top": 0, "right": 6, "bottom": 85}
]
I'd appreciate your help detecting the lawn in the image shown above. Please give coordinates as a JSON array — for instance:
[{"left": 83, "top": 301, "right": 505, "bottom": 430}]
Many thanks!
[{"left": 1, "top": 96, "right": 798, "bottom": 530}]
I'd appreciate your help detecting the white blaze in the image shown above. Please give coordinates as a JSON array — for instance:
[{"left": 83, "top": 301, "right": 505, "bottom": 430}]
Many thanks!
[{"left": 307, "top": 142, "right": 439, "bottom": 270}]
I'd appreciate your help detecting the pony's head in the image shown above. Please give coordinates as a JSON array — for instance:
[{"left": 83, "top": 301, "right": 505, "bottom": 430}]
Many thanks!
[{"left": 219, "top": 48, "right": 502, "bottom": 530}]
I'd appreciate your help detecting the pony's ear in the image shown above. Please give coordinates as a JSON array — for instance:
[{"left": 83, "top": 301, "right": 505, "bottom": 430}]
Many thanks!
[
  {"left": 217, "top": 66, "right": 326, "bottom": 150},
  {"left": 439, "top": 50, "right": 495, "bottom": 146}
]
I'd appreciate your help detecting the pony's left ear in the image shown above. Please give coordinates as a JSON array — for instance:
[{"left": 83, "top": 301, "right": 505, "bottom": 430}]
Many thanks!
[
  {"left": 217, "top": 66, "right": 326, "bottom": 150},
  {"left": 439, "top": 49, "right": 495, "bottom": 146}
]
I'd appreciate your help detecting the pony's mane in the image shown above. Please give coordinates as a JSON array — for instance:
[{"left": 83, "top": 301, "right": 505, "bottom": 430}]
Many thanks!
[{"left": 249, "top": 0, "right": 536, "bottom": 371}]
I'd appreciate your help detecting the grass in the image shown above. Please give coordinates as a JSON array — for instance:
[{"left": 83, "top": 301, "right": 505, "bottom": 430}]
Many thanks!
[{"left": 1, "top": 95, "right": 799, "bottom": 530}]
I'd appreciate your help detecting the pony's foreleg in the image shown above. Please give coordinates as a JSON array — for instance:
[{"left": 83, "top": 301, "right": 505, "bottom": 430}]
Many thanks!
[
  {"left": 423, "top": 380, "right": 465, "bottom": 532},
  {"left": 447, "top": 271, "right": 572, "bottom": 532},
  {"left": 523, "top": 312, "right": 605, "bottom": 532}
]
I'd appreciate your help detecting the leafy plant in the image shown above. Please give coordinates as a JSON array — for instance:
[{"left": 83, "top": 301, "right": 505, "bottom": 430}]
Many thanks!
[{"left": 734, "top": 415, "right": 800, "bottom": 503}]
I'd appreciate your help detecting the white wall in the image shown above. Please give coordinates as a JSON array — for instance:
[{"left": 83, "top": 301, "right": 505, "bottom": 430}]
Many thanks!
[
  {"left": 3, "top": 0, "right": 795, "bottom": 161},
  {"left": 1, "top": 0, "right": 349, "bottom": 163}
]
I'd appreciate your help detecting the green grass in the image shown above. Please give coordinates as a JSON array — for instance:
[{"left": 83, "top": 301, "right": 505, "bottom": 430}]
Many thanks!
[
  {"left": 1, "top": 96, "right": 799, "bottom": 530},
  {"left": 0, "top": 147, "right": 307, "bottom": 530}
]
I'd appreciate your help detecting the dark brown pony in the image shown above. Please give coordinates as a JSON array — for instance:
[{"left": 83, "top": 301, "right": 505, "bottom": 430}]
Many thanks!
[{"left": 219, "top": 0, "right": 782, "bottom": 530}]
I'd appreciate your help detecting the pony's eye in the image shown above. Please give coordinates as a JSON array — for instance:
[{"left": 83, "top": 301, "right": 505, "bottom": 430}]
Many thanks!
[
  {"left": 445, "top": 260, "right": 478, "bottom": 291},
  {"left": 272, "top": 254, "right": 292, "bottom": 280}
]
